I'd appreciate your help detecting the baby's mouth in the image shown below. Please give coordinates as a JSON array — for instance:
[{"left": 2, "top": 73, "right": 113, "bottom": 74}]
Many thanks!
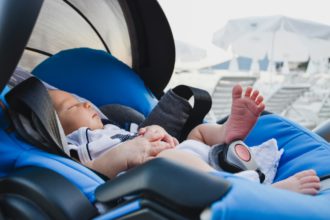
[{"left": 92, "top": 113, "right": 98, "bottom": 118}]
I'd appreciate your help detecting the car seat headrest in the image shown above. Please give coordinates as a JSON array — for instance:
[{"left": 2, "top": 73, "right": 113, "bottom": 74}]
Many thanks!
[
  {"left": 32, "top": 48, "right": 158, "bottom": 116},
  {"left": 5, "top": 77, "right": 67, "bottom": 157},
  {"left": 99, "top": 104, "right": 145, "bottom": 131}
]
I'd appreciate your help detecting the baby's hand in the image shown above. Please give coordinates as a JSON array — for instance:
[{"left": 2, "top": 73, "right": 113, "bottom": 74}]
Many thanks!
[
  {"left": 139, "top": 125, "right": 178, "bottom": 147},
  {"left": 122, "top": 136, "right": 173, "bottom": 169},
  {"left": 91, "top": 136, "right": 173, "bottom": 178}
]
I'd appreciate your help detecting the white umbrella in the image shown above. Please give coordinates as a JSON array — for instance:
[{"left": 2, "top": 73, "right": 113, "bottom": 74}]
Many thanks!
[
  {"left": 213, "top": 15, "right": 330, "bottom": 65},
  {"left": 175, "top": 40, "right": 207, "bottom": 62},
  {"left": 175, "top": 40, "right": 231, "bottom": 69}
]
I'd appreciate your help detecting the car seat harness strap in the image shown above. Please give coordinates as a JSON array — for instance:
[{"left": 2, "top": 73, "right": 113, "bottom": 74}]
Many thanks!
[
  {"left": 140, "top": 85, "right": 212, "bottom": 142},
  {"left": 320, "top": 175, "right": 330, "bottom": 192},
  {"left": 5, "top": 77, "right": 68, "bottom": 157}
]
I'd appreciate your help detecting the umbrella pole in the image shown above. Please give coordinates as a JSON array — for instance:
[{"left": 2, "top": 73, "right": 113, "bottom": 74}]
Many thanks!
[{"left": 269, "top": 31, "right": 277, "bottom": 86}]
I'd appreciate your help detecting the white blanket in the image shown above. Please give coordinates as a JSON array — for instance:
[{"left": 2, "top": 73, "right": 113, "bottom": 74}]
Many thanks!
[{"left": 250, "top": 138, "right": 284, "bottom": 184}]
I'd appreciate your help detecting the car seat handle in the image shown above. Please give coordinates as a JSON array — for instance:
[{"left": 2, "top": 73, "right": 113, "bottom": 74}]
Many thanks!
[{"left": 95, "top": 158, "right": 231, "bottom": 214}]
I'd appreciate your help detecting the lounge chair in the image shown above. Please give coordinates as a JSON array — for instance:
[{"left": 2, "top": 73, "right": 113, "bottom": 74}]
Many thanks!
[{"left": 208, "top": 75, "right": 258, "bottom": 121}]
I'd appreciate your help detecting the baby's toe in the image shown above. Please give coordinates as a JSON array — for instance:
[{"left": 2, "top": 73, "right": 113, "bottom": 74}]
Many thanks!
[
  {"left": 256, "top": 95, "right": 264, "bottom": 104},
  {"left": 250, "top": 90, "right": 259, "bottom": 100},
  {"left": 301, "top": 188, "right": 319, "bottom": 195},
  {"left": 301, "top": 182, "right": 321, "bottom": 190},
  {"left": 232, "top": 84, "right": 243, "bottom": 99},
  {"left": 300, "top": 175, "right": 320, "bottom": 184},
  {"left": 295, "top": 169, "right": 317, "bottom": 179},
  {"left": 244, "top": 86, "right": 253, "bottom": 97},
  {"left": 257, "top": 103, "right": 265, "bottom": 113}
]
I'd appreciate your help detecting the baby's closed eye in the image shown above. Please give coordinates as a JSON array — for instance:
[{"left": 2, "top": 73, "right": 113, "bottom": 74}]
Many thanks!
[{"left": 68, "top": 105, "right": 77, "bottom": 110}]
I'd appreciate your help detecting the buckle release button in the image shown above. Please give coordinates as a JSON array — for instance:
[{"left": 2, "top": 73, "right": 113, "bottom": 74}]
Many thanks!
[{"left": 234, "top": 144, "right": 251, "bottom": 162}]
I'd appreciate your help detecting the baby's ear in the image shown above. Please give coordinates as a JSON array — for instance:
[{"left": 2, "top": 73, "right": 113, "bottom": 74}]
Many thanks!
[
  {"left": 47, "top": 89, "right": 57, "bottom": 96},
  {"left": 47, "top": 90, "right": 61, "bottom": 112}
]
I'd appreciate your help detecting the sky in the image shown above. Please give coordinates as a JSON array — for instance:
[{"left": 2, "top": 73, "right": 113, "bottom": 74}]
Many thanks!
[
  {"left": 159, "top": 0, "right": 330, "bottom": 47},
  {"left": 158, "top": 0, "right": 330, "bottom": 66}
]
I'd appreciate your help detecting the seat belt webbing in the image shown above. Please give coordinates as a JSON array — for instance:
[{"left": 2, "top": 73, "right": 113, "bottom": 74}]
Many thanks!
[
  {"left": 172, "top": 85, "right": 212, "bottom": 141},
  {"left": 5, "top": 77, "right": 67, "bottom": 157}
]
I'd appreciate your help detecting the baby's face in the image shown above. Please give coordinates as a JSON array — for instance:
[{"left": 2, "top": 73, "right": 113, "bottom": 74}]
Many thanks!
[{"left": 49, "top": 90, "right": 103, "bottom": 135}]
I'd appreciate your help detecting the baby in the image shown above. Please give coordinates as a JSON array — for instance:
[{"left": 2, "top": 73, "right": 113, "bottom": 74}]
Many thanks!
[{"left": 49, "top": 85, "right": 320, "bottom": 195}]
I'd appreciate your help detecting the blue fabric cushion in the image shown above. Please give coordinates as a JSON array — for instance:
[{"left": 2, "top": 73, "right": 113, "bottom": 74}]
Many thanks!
[
  {"left": 0, "top": 130, "right": 104, "bottom": 202},
  {"left": 245, "top": 114, "right": 330, "bottom": 180},
  {"left": 210, "top": 171, "right": 330, "bottom": 220},
  {"left": 32, "top": 48, "right": 157, "bottom": 116},
  {"left": 209, "top": 114, "right": 330, "bottom": 219}
]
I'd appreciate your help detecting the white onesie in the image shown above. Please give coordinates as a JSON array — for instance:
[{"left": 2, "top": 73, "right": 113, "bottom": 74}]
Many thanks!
[{"left": 66, "top": 124, "right": 137, "bottom": 164}]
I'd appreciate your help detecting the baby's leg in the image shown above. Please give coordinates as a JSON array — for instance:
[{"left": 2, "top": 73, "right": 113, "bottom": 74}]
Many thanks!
[
  {"left": 272, "top": 169, "right": 320, "bottom": 195},
  {"left": 223, "top": 84, "right": 265, "bottom": 144},
  {"left": 157, "top": 149, "right": 215, "bottom": 172},
  {"left": 188, "top": 84, "right": 265, "bottom": 146}
]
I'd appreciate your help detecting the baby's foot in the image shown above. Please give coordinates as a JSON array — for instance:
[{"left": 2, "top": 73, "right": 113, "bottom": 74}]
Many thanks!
[
  {"left": 224, "top": 84, "right": 265, "bottom": 144},
  {"left": 272, "top": 169, "right": 320, "bottom": 195}
]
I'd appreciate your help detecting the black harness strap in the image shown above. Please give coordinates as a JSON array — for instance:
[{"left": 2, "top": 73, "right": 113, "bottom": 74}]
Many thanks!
[
  {"left": 320, "top": 175, "right": 330, "bottom": 192},
  {"left": 172, "top": 85, "right": 212, "bottom": 141},
  {"left": 5, "top": 77, "right": 67, "bottom": 157}
]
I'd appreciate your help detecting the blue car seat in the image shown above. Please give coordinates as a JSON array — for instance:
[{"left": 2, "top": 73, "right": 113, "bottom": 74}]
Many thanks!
[
  {"left": 0, "top": 78, "right": 231, "bottom": 220},
  {"left": 1, "top": 47, "right": 330, "bottom": 220}
]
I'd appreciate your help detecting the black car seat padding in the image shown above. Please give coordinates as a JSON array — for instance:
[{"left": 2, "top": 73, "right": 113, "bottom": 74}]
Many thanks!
[{"left": 0, "top": 166, "right": 98, "bottom": 220}]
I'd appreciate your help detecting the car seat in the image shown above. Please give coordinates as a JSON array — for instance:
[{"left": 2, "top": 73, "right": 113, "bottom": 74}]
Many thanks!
[
  {"left": 31, "top": 48, "right": 330, "bottom": 220},
  {"left": 2, "top": 46, "right": 330, "bottom": 219},
  {"left": 0, "top": 78, "right": 231, "bottom": 219},
  {"left": 1, "top": 0, "right": 330, "bottom": 219}
]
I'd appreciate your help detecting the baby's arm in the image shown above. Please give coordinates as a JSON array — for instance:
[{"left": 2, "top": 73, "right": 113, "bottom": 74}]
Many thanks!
[
  {"left": 85, "top": 144, "right": 130, "bottom": 179},
  {"left": 87, "top": 135, "right": 173, "bottom": 178},
  {"left": 87, "top": 135, "right": 215, "bottom": 178}
]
